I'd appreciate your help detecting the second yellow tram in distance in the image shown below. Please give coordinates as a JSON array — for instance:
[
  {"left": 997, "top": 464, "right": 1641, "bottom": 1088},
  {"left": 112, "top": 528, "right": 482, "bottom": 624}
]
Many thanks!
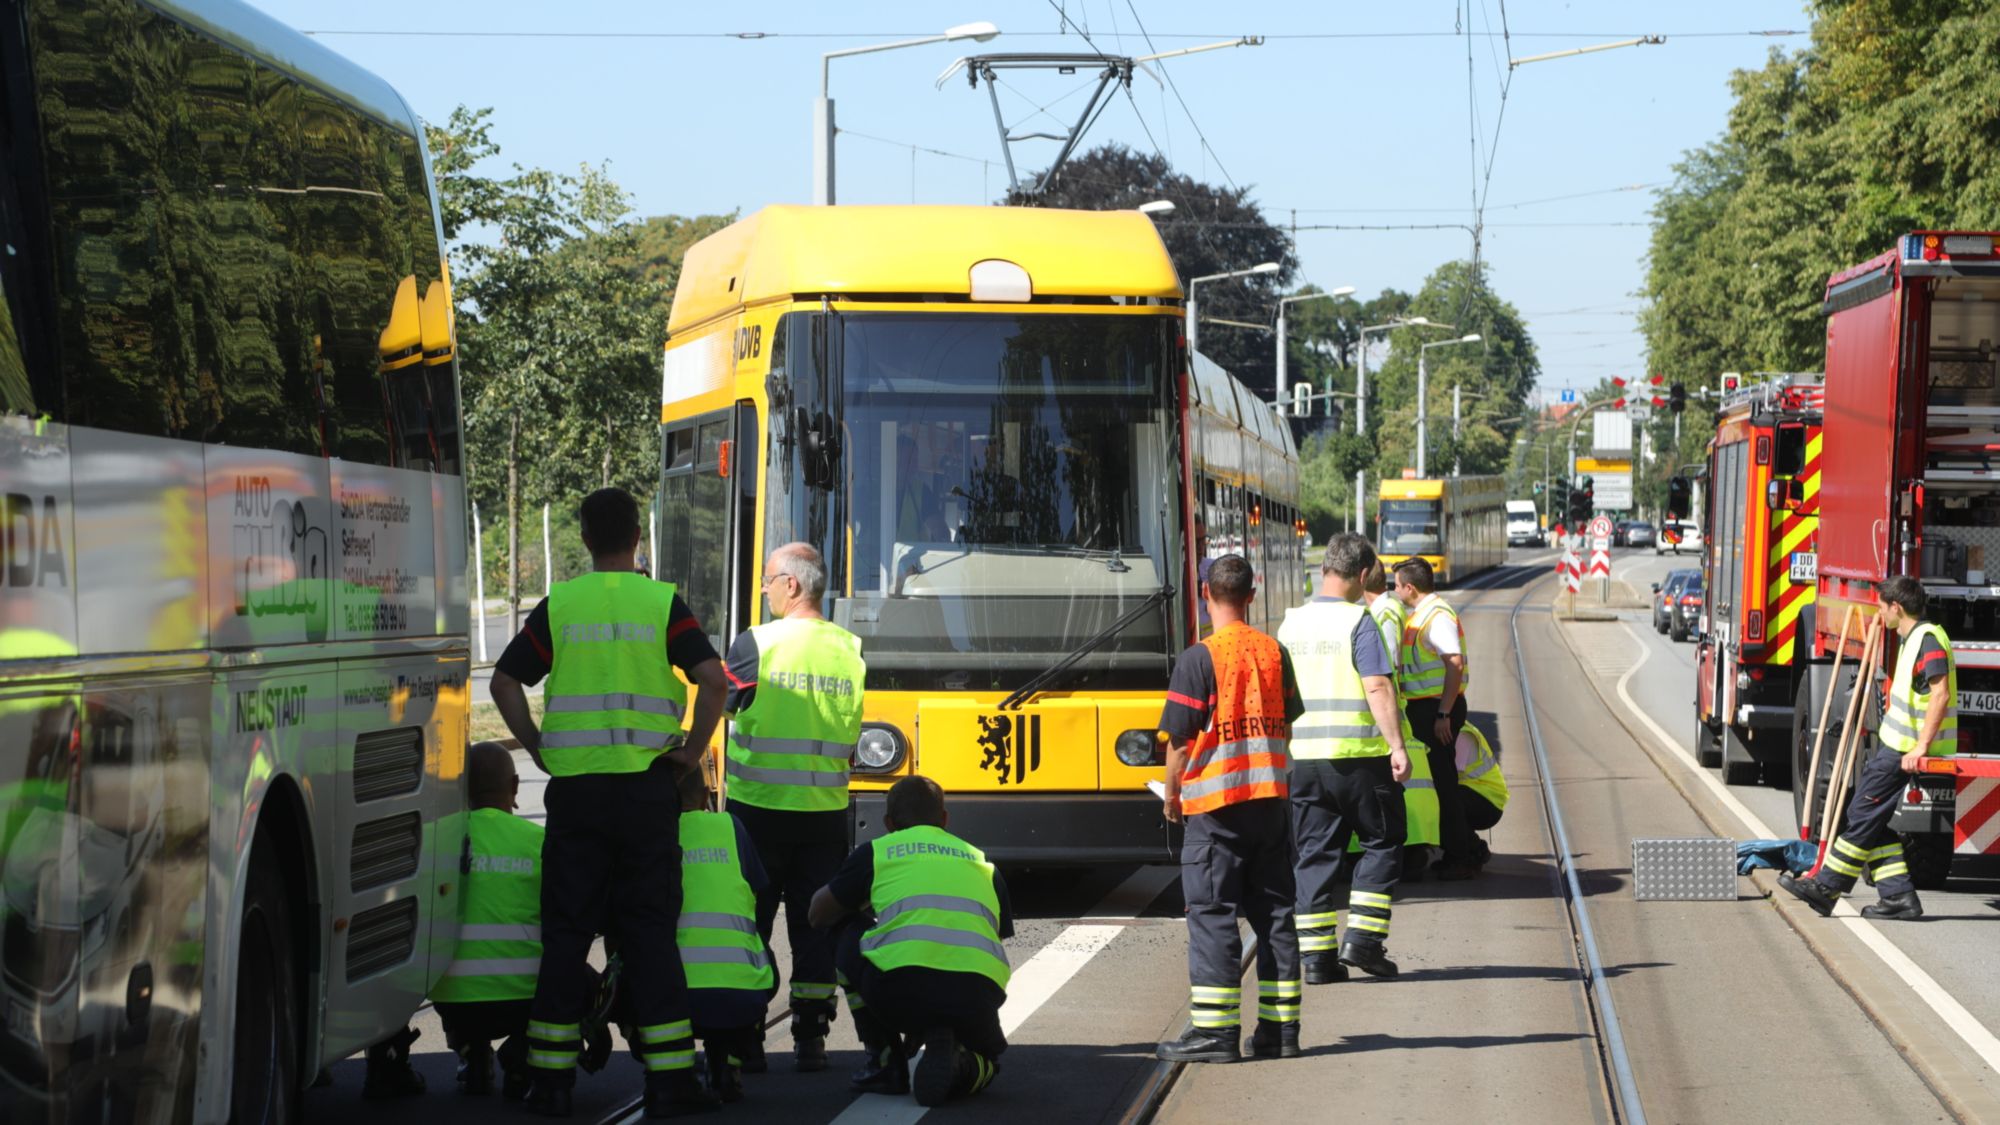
[
  {"left": 656, "top": 204, "right": 1301, "bottom": 863},
  {"left": 1376, "top": 475, "right": 1508, "bottom": 585}
]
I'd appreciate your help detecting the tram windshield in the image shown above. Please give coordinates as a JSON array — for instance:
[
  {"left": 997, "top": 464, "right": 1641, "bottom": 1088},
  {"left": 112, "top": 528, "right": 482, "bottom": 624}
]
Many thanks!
[
  {"left": 1379, "top": 499, "right": 1442, "bottom": 555},
  {"left": 836, "top": 313, "right": 1182, "bottom": 689}
]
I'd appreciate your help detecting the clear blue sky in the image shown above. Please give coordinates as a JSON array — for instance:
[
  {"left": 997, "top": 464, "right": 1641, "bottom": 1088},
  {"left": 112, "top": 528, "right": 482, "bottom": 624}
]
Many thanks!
[{"left": 252, "top": 0, "right": 1814, "bottom": 399}]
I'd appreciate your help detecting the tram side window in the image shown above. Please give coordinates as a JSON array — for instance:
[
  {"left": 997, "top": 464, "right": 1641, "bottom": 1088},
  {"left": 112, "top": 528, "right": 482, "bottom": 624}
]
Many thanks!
[{"left": 660, "top": 418, "right": 729, "bottom": 652}]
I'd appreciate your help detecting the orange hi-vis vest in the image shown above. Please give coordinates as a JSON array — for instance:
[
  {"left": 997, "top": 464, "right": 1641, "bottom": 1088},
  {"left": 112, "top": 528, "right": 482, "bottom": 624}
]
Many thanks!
[{"left": 1180, "top": 623, "right": 1292, "bottom": 816}]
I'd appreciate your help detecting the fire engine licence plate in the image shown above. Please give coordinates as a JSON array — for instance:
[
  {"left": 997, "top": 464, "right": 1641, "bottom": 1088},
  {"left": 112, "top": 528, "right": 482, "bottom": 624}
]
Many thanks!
[
  {"left": 1789, "top": 552, "right": 1817, "bottom": 582},
  {"left": 1960, "top": 690, "right": 2000, "bottom": 716}
]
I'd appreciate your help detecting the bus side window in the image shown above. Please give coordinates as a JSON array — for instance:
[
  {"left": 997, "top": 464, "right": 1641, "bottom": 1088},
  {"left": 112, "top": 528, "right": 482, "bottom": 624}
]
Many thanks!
[{"left": 0, "top": 10, "right": 58, "bottom": 421}]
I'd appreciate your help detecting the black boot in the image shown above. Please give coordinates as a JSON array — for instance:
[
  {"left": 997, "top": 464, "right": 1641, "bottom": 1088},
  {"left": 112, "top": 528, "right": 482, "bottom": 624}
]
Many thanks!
[
  {"left": 1302, "top": 954, "right": 1349, "bottom": 986},
  {"left": 362, "top": 1026, "right": 426, "bottom": 1098},
  {"left": 1862, "top": 890, "right": 1924, "bottom": 921},
  {"left": 457, "top": 1040, "right": 495, "bottom": 1095},
  {"left": 947, "top": 1044, "right": 999, "bottom": 1101},
  {"left": 1248, "top": 1021, "right": 1301, "bottom": 1059},
  {"left": 792, "top": 1011, "right": 830, "bottom": 1072},
  {"left": 1339, "top": 938, "right": 1399, "bottom": 979},
  {"left": 524, "top": 1078, "right": 573, "bottom": 1118},
  {"left": 849, "top": 1041, "right": 910, "bottom": 1096},
  {"left": 1778, "top": 871, "right": 1839, "bottom": 917},
  {"left": 738, "top": 1026, "right": 768, "bottom": 1074},
  {"left": 1155, "top": 1025, "right": 1240, "bottom": 1064},
  {"left": 643, "top": 1070, "right": 722, "bottom": 1118},
  {"left": 705, "top": 1046, "right": 744, "bottom": 1105},
  {"left": 912, "top": 1027, "right": 959, "bottom": 1106}
]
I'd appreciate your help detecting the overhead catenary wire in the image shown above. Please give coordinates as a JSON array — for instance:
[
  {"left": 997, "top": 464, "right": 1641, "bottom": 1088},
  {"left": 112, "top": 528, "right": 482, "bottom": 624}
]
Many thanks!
[{"left": 296, "top": 28, "right": 1818, "bottom": 42}]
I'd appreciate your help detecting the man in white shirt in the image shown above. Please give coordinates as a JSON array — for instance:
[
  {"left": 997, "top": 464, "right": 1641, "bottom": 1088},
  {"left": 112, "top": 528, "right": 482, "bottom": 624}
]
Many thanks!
[{"left": 1393, "top": 559, "right": 1479, "bottom": 880}]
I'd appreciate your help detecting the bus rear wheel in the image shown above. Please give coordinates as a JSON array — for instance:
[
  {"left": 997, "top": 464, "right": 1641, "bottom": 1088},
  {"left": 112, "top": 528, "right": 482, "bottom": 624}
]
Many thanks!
[{"left": 231, "top": 849, "right": 299, "bottom": 1125}]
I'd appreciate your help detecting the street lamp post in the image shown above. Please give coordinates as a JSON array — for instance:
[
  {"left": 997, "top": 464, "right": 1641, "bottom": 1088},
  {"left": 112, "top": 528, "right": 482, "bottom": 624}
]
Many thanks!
[
  {"left": 1275, "top": 286, "right": 1355, "bottom": 413},
  {"left": 1186, "top": 262, "right": 1280, "bottom": 362},
  {"left": 816, "top": 22, "right": 1001, "bottom": 205},
  {"left": 1351, "top": 316, "right": 1450, "bottom": 532},
  {"left": 1416, "top": 333, "right": 1482, "bottom": 478}
]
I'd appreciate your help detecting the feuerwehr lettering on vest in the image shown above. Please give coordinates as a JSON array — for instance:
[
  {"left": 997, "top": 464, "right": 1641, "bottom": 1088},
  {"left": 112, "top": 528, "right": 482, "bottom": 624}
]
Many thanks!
[
  {"left": 885, "top": 841, "right": 974, "bottom": 862},
  {"left": 765, "top": 670, "right": 857, "bottom": 696},
  {"left": 683, "top": 847, "right": 730, "bottom": 864}
]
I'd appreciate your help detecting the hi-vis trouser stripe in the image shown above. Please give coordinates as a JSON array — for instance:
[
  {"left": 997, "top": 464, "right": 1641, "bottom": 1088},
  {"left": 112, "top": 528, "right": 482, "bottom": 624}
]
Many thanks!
[
  {"left": 1257, "top": 979, "right": 1302, "bottom": 1024},
  {"left": 1818, "top": 837, "right": 1867, "bottom": 890},
  {"left": 1346, "top": 890, "right": 1392, "bottom": 938},
  {"left": 1297, "top": 909, "right": 1341, "bottom": 954},
  {"left": 837, "top": 969, "right": 866, "bottom": 1013},
  {"left": 1190, "top": 985, "right": 1241, "bottom": 1030},
  {"left": 792, "top": 981, "right": 838, "bottom": 1004},
  {"left": 968, "top": 1050, "right": 999, "bottom": 1094},
  {"left": 1866, "top": 841, "right": 1909, "bottom": 884},
  {"left": 636, "top": 1019, "right": 696, "bottom": 1072},
  {"left": 527, "top": 1020, "right": 581, "bottom": 1072}
]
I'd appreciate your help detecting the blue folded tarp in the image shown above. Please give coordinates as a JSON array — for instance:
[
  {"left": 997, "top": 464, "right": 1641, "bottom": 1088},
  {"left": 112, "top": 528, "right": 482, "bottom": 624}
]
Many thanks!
[{"left": 1735, "top": 838, "right": 1819, "bottom": 875}]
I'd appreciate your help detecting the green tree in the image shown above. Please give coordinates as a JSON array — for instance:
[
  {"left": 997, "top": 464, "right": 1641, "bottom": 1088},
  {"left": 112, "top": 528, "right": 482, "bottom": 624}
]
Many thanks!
[
  {"left": 427, "top": 107, "right": 682, "bottom": 623},
  {"left": 1365, "top": 260, "right": 1540, "bottom": 489},
  {"left": 1018, "top": 143, "right": 1296, "bottom": 395}
]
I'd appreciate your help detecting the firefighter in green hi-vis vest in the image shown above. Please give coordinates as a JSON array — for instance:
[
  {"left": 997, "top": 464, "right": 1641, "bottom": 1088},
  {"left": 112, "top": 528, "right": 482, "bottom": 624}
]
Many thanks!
[
  {"left": 1393, "top": 557, "right": 1482, "bottom": 880},
  {"left": 430, "top": 743, "right": 546, "bottom": 1099},
  {"left": 1783, "top": 575, "right": 1954, "bottom": 923},
  {"left": 1360, "top": 559, "right": 1442, "bottom": 880},
  {"left": 492, "top": 488, "right": 729, "bottom": 1119},
  {"left": 673, "top": 767, "right": 775, "bottom": 1104},
  {"left": 810, "top": 776, "right": 1012, "bottom": 1107},
  {"left": 720, "top": 541, "right": 866, "bottom": 1074}
]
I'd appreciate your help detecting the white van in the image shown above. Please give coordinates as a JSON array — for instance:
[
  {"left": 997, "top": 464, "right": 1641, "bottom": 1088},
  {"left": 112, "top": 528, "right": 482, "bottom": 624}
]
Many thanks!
[{"left": 1506, "top": 500, "right": 1544, "bottom": 547}]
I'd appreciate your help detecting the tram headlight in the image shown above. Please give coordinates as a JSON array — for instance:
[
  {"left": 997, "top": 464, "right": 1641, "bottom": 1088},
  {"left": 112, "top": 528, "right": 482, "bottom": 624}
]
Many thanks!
[
  {"left": 1116, "top": 728, "right": 1164, "bottom": 767},
  {"left": 853, "top": 725, "right": 907, "bottom": 774}
]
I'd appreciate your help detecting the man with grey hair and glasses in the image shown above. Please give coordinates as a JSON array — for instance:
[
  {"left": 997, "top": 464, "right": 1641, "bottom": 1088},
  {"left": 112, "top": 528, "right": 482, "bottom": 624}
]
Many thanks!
[{"left": 720, "top": 542, "right": 868, "bottom": 1072}]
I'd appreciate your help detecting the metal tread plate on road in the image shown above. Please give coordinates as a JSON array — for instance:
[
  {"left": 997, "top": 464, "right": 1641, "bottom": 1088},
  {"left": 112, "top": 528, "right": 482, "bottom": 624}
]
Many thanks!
[{"left": 1631, "top": 837, "right": 1736, "bottom": 901}]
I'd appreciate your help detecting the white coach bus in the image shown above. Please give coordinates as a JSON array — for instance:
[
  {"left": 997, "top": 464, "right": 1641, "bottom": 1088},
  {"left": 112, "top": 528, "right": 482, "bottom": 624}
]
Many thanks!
[{"left": 0, "top": 1, "right": 469, "bottom": 1121}]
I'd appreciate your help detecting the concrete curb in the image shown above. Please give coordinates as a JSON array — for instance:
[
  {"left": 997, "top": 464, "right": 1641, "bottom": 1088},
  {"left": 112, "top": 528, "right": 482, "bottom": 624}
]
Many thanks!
[{"left": 1551, "top": 612, "right": 2000, "bottom": 1124}]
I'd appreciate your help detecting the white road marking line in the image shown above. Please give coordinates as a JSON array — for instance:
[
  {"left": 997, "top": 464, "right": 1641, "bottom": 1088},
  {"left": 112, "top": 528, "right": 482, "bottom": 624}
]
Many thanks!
[
  {"left": 829, "top": 864, "right": 1180, "bottom": 1124},
  {"left": 1609, "top": 621, "right": 2000, "bottom": 1075}
]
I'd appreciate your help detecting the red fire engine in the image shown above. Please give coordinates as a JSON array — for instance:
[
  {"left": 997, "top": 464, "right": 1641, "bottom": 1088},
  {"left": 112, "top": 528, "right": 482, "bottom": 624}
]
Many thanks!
[
  {"left": 1694, "top": 374, "right": 1823, "bottom": 786},
  {"left": 1802, "top": 231, "right": 2000, "bottom": 887}
]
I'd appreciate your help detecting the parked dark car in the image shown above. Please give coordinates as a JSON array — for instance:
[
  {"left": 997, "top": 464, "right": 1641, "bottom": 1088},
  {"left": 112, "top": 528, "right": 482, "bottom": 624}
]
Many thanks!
[
  {"left": 1670, "top": 578, "right": 1704, "bottom": 642},
  {"left": 1652, "top": 569, "right": 1699, "bottom": 634},
  {"left": 1623, "top": 522, "right": 1657, "bottom": 549}
]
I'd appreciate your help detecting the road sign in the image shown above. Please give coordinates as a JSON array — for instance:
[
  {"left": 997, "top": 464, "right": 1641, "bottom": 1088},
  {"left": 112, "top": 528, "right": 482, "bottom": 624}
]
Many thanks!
[
  {"left": 1560, "top": 547, "right": 1582, "bottom": 592},
  {"left": 1589, "top": 515, "right": 1613, "bottom": 539},
  {"left": 1588, "top": 549, "right": 1611, "bottom": 578},
  {"left": 1560, "top": 388, "right": 1577, "bottom": 404},
  {"left": 1592, "top": 471, "right": 1634, "bottom": 511},
  {"left": 1574, "top": 457, "right": 1632, "bottom": 474},
  {"left": 1628, "top": 401, "right": 1653, "bottom": 422}
]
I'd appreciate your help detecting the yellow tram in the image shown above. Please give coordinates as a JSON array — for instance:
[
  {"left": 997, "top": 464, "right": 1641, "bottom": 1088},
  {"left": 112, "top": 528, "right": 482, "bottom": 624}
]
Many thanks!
[{"left": 657, "top": 205, "right": 1300, "bottom": 862}]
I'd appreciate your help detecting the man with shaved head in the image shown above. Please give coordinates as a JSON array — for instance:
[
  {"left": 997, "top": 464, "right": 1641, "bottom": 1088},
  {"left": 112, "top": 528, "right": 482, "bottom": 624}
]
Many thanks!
[
  {"left": 721, "top": 541, "right": 868, "bottom": 1072},
  {"left": 431, "top": 742, "right": 544, "bottom": 1100}
]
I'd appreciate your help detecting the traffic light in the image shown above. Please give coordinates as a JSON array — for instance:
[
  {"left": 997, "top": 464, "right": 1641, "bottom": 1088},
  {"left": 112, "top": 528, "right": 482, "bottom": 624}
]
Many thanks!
[
  {"left": 1669, "top": 382, "right": 1686, "bottom": 414},
  {"left": 1291, "top": 383, "right": 1311, "bottom": 417},
  {"left": 1566, "top": 484, "right": 1587, "bottom": 524}
]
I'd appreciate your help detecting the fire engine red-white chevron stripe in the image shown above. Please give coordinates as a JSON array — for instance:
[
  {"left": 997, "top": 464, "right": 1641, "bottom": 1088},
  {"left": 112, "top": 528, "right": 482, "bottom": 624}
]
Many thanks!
[
  {"left": 1953, "top": 776, "right": 2000, "bottom": 855},
  {"left": 1587, "top": 549, "right": 1611, "bottom": 579}
]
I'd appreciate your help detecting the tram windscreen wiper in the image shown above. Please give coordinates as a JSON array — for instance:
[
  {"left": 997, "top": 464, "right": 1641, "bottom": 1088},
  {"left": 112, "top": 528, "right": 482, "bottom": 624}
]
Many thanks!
[{"left": 997, "top": 584, "right": 1174, "bottom": 711}]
